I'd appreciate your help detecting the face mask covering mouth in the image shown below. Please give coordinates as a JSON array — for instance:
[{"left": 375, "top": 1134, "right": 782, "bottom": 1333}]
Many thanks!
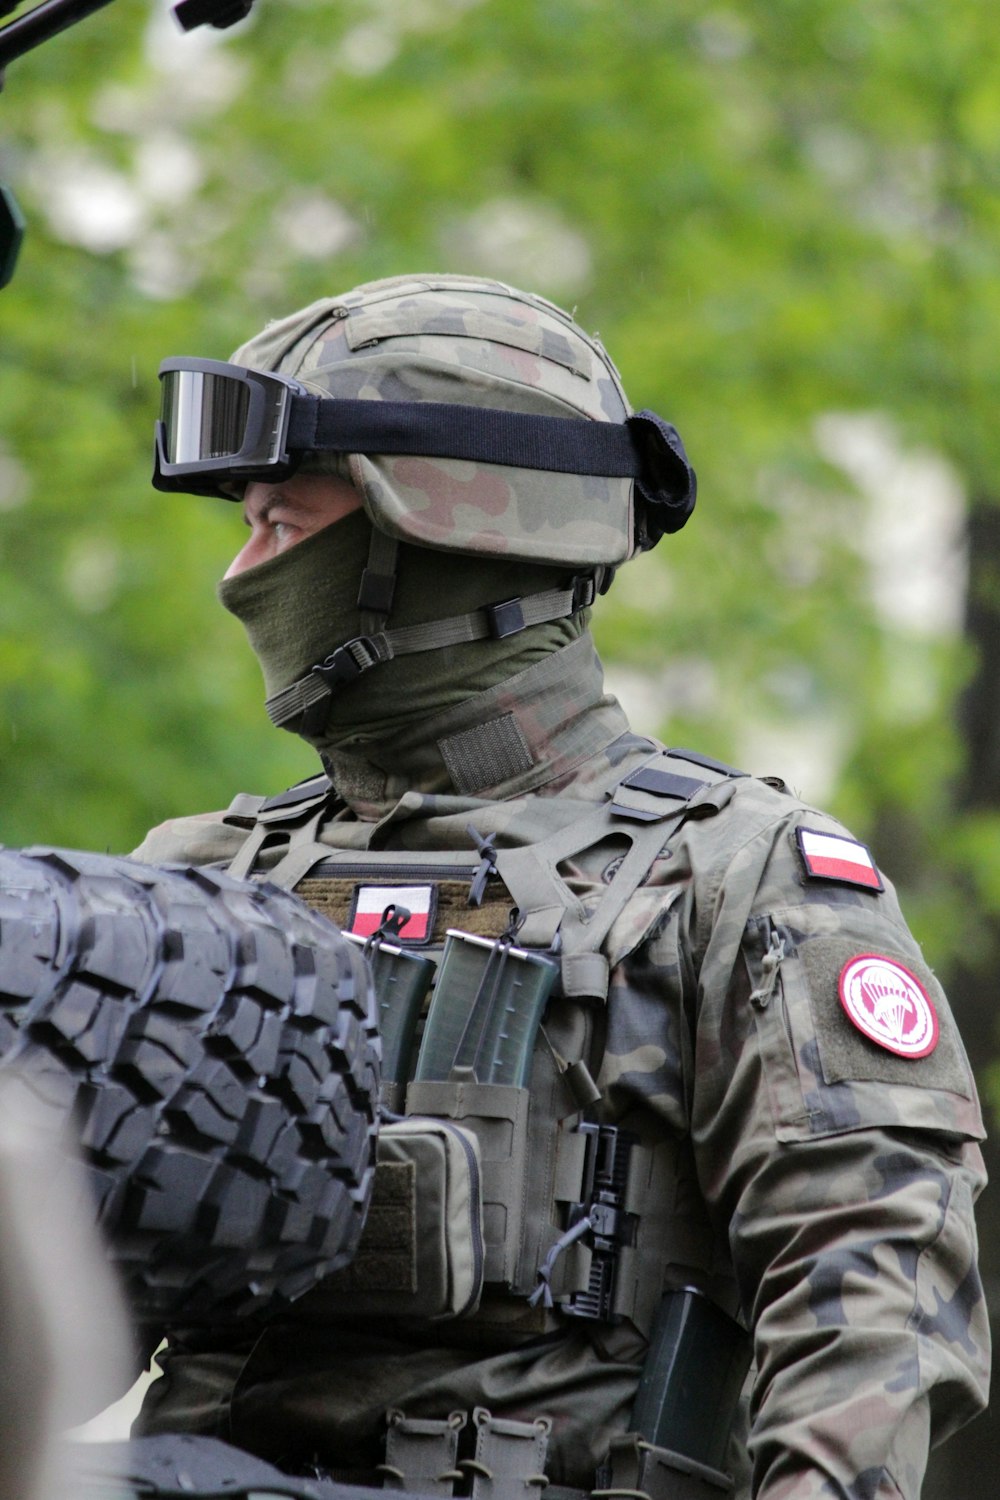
[
  {"left": 218, "top": 508, "right": 372, "bottom": 707},
  {"left": 218, "top": 507, "right": 588, "bottom": 755}
]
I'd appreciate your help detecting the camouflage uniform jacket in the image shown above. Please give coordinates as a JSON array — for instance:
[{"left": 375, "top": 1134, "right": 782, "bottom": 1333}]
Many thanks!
[{"left": 133, "top": 639, "right": 989, "bottom": 1499}]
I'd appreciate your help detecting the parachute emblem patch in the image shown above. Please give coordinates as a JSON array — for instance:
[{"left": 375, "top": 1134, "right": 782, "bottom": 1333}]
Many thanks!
[
  {"left": 838, "top": 954, "right": 939, "bottom": 1058},
  {"left": 348, "top": 884, "right": 436, "bottom": 944},
  {"left": 796, "top": 827, "right": 883, "bottom": 891}
]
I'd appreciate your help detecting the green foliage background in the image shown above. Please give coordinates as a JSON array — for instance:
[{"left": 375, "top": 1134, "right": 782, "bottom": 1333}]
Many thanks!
[
  {"left": 1, "top": 3, "right": 997, "bottom": 949},
  {"left": 2, "top": 0, "right": 994, "bottom": 859},
  {"left": 1, "top": 0, "right": 999, "bottom": 1484},
  {"left": 2, "top": 0, "right": 997, "bottom": 988}
]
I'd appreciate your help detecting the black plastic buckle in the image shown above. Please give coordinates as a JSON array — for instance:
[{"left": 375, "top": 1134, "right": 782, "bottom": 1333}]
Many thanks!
[
  {"left": 312, "top": 636, "right": 379, "bottom": 688},
  {"left": 485, "top": 597, "right": 526, "bottom": 639},
  {"left": 357, "top": 567, "right": 396, "bottom": 616},
  {"left": 571, "top": 573, "right": 597, "bottom": 611},
  {"left": 563, "top": 1123, "right": 637, "bottom": 1323},
  {"left": 259, "top": 773, "right": 332, "bottom": 814}
]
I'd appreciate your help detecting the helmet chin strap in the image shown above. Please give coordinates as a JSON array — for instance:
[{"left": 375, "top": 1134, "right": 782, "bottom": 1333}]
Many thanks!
[
  {"left": 265, "top": 565, "right": 604, "bottom": 735},
  {"left": 356, "top": 526, "right": 400, "bottom": 632},
  {"left": 266, "top": 520, "right": 607, "bottom": 735}
]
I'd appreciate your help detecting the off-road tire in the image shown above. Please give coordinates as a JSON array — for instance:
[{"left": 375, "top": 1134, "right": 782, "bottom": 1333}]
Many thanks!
[{"left": 0, "top": 846, "right": 380, "bottom": 1324}]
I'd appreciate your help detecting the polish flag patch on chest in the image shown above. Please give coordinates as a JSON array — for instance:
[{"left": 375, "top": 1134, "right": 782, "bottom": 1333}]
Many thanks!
[
  {"left": 347, "top": 884, "right": 436, "bottom": 943},
  {"left": 796, "top": 827, "right": 884, "bottom": 892}
]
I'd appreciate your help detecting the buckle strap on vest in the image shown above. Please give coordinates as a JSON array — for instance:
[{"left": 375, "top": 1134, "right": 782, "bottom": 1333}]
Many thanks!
[
  {"left": 496, "top": 803, "right": 683, "bottom": 1000},
  {"left": 496, "top": 749, "right": 744, "bottom": 1000},
  {"left": 224, "top": 777, "right": 344, "bottom": 887},
  {"left": 226, "top": 810, "right": 332, "bottom": 887}
]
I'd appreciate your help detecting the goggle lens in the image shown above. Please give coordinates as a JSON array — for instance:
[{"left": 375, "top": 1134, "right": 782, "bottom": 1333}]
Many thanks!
[{"left": 160, "top": 368, "right": 251, "bottom": 465}]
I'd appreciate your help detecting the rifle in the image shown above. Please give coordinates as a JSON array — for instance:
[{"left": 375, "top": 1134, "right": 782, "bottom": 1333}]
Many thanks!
[{"left": 0, "top": 0, "right": 260, "bottom": 287}]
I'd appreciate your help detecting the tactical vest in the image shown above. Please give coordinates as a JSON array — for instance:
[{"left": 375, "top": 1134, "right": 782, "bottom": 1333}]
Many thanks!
[{"left": 221, "top": 749, "right": 747, "bottom": 1342}]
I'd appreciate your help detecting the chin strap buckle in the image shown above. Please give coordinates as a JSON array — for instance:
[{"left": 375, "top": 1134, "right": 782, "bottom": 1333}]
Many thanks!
[
  {"left": 292, "top": 635, "right": 385, "bottom": 735},
  {"left": 571, "top": 573, "right": 597, "bottom": 611},
  {"left": 312, "top": 635, "right": 383, "bottom": 687},
  {"left": 485, "top": 597, "right": 527, "bottom": 639},
  {"left": 484, "top": 573, "right": 596, "bottom": 641}
]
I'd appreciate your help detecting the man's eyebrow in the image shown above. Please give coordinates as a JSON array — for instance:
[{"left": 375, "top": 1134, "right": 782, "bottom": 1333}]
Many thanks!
[{"left": 243, "top": 492, "right": 282, "bottom": 528}]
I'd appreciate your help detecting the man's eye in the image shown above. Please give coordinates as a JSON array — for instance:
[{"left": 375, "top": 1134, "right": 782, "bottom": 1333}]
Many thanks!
[{"left": 272, "top": 519, "right": 295, "bottom": 543}]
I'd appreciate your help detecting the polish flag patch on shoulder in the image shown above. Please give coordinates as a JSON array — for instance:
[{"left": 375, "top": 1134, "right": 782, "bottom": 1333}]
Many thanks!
[
  {"left": 796, "top": 827, "right": 884, "bottom": 892},
  {"left": 348, "top": 884, "right": 436, "bottom": 944}
]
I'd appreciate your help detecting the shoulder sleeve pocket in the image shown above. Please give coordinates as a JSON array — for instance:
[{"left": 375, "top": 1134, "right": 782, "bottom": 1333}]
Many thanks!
[{"left": 744, "top": 905, "right": 985, "bottom": 1145}]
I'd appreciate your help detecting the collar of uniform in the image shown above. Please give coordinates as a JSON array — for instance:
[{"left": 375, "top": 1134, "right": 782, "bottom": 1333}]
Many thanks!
[{"left": 321, "top": 636, "right": 630, "bottom": 820}]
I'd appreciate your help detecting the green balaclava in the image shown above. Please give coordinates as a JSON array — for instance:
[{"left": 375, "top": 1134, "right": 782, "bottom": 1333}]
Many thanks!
[{"left": 217, "top": 506, "right": 588, "bottom": 759}]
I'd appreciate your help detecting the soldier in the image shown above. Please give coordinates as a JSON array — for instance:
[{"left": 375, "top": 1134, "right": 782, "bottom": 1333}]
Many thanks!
[{"left": 133, "top": 274, "right": 988, "bottom": 1499}]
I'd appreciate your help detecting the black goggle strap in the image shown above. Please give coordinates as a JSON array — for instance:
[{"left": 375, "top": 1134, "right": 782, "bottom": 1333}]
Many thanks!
[
  {"left": 290, "top": 399, "right": 695, "bottom": 529},
  {"left": 156, "top": 361, "right": 696, "bottom": 533},
  {"left": 288, "top": 395, "right": 637, "bottom": 472},
  {"left": 265, "top": 572, "right": 601, "bottom": 733}
]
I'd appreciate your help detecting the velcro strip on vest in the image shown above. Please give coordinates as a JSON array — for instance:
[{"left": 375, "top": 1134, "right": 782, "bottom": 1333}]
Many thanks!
[
  {"left": 322, "top": 1158, "right": 417, "bottom": 1293},
  {"left": 624, "top": 766, "right": 706, "bottom": 799},
  {"left": 439, "top": 714, "right": 534, "bottom": 797}
]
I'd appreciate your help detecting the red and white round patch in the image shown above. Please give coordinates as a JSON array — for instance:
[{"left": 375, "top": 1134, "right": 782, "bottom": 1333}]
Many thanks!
[{"left": 838, "top": 954, "right": 939, "bottom": 1058}]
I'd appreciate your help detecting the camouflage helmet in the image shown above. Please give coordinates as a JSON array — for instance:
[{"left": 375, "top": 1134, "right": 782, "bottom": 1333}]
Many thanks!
[{"left": 227, "top": 273, "right": 696, "bottom": 570}]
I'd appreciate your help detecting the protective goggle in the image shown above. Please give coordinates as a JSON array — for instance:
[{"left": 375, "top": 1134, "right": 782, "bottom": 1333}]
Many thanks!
[
  {"left": 152, "top": 356, "right": 697, "bottom": 536},
  {"left": 154, "top": 358, "right": 307, "bottom": 497}
]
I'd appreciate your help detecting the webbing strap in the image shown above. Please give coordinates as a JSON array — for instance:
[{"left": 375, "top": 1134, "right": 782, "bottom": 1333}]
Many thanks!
[
  {"left": 288, "top": 399, "right": 670, "bottom": 481},
  {"left": 226, "top": 821, "right": 271, "bottom": 881},
  {"left": 263, "top": 827, "right": 335, "bottom": 889},
  {"left": 285, "top": 403, "right": 698, "bottom": 544},
  {"left": 357, "top": 526, "right": 400, "bottom": 632},
  {"left": 495, "top": 750, "right": 743, "bottom": 999},
  {"left": 265, "top": 575, "right": 596, "bottom": 729},
  {"left": 497, "top": 802, "right": 689, "bottom": 999}
]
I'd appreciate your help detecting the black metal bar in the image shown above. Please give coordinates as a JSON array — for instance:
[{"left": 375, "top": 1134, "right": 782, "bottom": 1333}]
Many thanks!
[{"left": 0, "top": 0, "right": 116, "bottom": 78}]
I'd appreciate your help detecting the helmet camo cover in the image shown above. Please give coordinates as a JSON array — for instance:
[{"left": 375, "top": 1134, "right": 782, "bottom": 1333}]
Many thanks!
[{"left": 230, "top": 274, "right": 678, "bottom": 570}]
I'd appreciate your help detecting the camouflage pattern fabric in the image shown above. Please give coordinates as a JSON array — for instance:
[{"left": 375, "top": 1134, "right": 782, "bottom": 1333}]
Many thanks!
[
  {"left": 227, "top": 274, "right": 640, "bottom": 568},
  {"left": 132, "top": 638, "right": 988, "bottom": 1500}
]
